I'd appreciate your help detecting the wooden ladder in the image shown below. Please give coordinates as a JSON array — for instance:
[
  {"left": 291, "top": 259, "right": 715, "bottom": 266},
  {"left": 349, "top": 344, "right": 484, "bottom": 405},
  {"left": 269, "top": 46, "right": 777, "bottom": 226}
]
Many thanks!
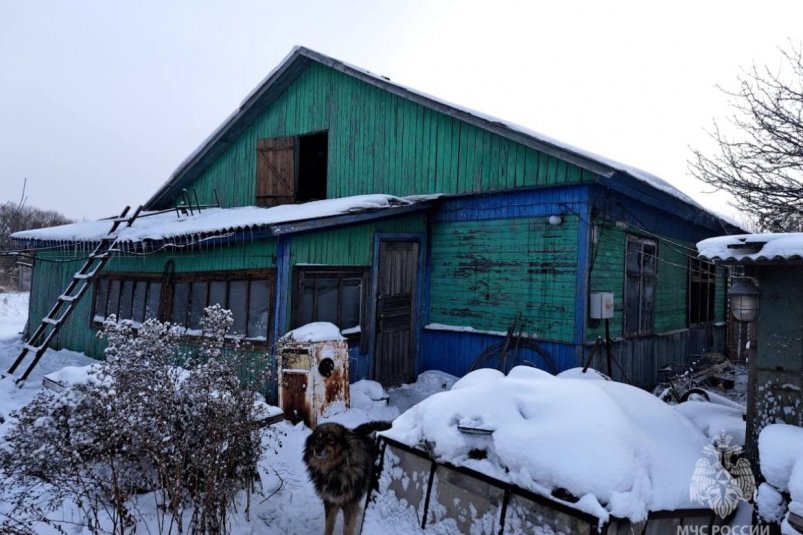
[{"left": 5, "top": 205, "right": 143, "bottom": 386}]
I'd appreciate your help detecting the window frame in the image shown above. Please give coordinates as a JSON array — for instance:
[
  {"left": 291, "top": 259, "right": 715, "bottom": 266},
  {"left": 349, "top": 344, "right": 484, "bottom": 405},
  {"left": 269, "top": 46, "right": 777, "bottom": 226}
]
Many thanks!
[
  {"left": 92, "top": 269, "right": 276, "bottom": 345},
  {"left": 255, "top": 131, "right": 328, "bottom": 207},
  {"left": 292, "top": 266, "right": 370, "bottom": 348},
  {"left": 688, "top": 257, "right": 716, "bottom": 326},
  {"left": 623, "top": 235, "right": 657, "bottom": 337},
  {"left": 92, "top": 273, "right": 164, "bottom": 326}
]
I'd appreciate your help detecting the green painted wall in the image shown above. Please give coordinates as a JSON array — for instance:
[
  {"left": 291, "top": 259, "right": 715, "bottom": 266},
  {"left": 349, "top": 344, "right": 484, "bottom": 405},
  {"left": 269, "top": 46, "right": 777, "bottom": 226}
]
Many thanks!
[
  {"left": 104, "top": 239, "right": 277, "bottom": 273},
  {"left": 285, "top": 214, "right": 426, "bottom": 332},
  {"left": 586, "top": 223, "right": 726, "bottom": 340},
  {"left": 185, "top": 63, "right": 596, "bottom": 208},
  {"left": 428, "top": 216, "right": 579, "bottom": 342},
  {"left": 28, "top": 239, "right": 278, "bottom": 358}
]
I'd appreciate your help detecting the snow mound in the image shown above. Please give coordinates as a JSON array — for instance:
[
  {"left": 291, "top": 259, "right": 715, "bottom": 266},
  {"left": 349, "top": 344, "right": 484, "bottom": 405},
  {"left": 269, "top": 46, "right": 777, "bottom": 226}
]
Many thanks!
[
  {"left": 384, "top": 366, "right": 708, "bottom": 522},
  {"left": 674, "top": 400, "right": 746, "bottom": 444},
  {"left": 759, "top": 424, "right": 803, "bottom": 492}
]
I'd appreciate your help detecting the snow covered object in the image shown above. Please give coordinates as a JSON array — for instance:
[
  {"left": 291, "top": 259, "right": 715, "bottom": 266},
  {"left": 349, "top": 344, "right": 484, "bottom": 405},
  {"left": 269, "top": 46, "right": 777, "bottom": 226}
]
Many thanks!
[
  {"left": 381, "top": 366, "right": 717, "bottom": 525},
  {"left": 758, "top": 424, "right": 803, "bottom": 533},
  {"left": 278, "top": 322, "right": 350, "bottom": 428}
]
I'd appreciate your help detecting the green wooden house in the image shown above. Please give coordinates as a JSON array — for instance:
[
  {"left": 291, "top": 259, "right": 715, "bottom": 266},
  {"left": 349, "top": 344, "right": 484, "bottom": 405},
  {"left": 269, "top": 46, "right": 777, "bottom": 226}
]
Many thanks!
[{"left": 13, "top": 47, "right": 742, "bottom": 402}]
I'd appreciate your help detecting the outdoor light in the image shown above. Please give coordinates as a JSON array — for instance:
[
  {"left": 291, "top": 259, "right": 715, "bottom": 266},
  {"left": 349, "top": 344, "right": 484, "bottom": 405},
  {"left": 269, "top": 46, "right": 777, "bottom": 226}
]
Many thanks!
[
  {"left": 548, "top": 215, "right": 563, "bottom": 225},
  {"left": 730, "top": 278, "right": 760, "bottom": 322}
]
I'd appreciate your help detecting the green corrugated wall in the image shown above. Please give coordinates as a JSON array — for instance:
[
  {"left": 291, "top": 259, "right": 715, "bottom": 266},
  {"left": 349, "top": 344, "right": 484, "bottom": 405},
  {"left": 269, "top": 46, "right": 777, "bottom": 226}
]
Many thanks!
[
  {"left": 428, "top": 216, "right": 579, "bottom": 342},
  {"left": 187, "top": 63, "right": 595, "bottom": 207}
]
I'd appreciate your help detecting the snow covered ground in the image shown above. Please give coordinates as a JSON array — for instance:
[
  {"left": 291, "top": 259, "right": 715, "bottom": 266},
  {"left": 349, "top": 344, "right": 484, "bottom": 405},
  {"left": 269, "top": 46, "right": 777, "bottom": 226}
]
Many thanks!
[
  {"left": 0, "top": 293, "right": 453, "bottom": 534},
  {"left": 0, "top": 292, "right": 755, "bottom": 534}
]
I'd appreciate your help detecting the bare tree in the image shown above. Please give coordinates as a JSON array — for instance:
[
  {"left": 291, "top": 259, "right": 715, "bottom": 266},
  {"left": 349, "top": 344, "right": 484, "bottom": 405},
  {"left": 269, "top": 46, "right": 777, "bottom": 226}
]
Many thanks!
[
  {"left": 0, "top": 179, "right": 72, "bottom": 289},
  {"left": 689, "top": 44, "right": 803, "bottom": 232}
]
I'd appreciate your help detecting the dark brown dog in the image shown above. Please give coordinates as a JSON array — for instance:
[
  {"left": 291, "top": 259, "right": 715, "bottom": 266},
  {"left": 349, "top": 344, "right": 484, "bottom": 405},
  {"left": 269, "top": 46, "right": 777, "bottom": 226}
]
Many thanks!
[{"left": 303, "top": 421, "right": 391, "bottom": 535}]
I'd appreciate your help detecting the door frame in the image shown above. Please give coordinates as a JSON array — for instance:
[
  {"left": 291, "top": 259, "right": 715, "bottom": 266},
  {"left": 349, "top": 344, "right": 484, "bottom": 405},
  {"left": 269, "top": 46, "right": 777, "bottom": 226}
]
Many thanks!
[{"left": 370, "top": 233, "right": 426, "bottom": 384}]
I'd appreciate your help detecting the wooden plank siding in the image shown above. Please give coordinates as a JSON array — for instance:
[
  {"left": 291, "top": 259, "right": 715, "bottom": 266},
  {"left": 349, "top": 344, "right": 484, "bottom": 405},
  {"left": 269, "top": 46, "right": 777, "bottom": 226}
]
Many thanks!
[
  {"left": 184, "top": 63, "right": 597, "bottom": 208},
  {"left": 428, "top": 216, "right": 579, "bottom": 343},
  {"left": 586, "top": 223, "right": 726, "bottom": 341},
  {"left": 284, "top": 214, "right": 425, "bottom": 339}
]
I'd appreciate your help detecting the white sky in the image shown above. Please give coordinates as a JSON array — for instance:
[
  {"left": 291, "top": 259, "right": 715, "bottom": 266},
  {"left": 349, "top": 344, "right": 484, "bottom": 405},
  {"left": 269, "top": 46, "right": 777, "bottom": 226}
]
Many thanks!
[{"left": 1, "top": 0, "right": 802, "bottom": 223}]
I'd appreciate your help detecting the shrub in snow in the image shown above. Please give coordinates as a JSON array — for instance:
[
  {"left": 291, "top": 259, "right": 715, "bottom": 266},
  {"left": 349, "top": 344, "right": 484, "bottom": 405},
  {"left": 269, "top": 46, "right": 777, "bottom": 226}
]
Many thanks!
[{"left": 0, "top": 305, "right": 277, "bottom": 535}]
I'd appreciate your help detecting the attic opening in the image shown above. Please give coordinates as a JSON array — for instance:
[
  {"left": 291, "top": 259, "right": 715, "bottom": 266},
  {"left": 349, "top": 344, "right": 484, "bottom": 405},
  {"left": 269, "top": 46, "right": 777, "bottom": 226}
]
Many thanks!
[
  {"left": 296, "top": 132, "right": 328, "bottom": 203},
  {"left": 256, "top": 131, "right": 328, "bottom": 207}
]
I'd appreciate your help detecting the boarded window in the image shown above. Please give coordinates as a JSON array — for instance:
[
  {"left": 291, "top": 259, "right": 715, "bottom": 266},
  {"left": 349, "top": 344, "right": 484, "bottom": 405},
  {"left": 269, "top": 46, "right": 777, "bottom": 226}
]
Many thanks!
[
  {"left": 294, "top": 267, "right": 368, "bottom": 344},
  {"left": 256, "top": 132, "right": 328, "bottom": 207},
  {"left": 689, "top": 258, "right": 716, "bottom": 324},
  {"left": 624, "top": 236, "right": 657, "bottom": 336}
]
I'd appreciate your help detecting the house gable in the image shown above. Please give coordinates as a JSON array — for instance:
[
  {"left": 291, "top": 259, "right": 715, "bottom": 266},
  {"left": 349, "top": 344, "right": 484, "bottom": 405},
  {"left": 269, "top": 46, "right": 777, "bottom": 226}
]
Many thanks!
[{"left": 147, "top": 51, "right": 601, "bottom": 210}]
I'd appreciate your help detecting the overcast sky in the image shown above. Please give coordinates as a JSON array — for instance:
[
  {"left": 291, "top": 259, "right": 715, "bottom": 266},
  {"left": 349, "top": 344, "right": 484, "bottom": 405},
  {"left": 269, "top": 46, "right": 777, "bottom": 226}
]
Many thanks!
[{"left": 2, "top": 0, "right": 802, "bottom": 223}]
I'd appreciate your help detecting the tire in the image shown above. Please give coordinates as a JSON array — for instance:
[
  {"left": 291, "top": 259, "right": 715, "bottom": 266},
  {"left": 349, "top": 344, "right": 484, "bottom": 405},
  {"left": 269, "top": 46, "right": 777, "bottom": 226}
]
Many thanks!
[{"left": 680, "top": 388, "right": 710, "bottom": 403}]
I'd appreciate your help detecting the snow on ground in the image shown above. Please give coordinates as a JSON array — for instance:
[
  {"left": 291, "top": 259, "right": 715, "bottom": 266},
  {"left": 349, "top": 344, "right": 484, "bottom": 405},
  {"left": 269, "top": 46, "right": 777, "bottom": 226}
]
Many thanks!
[{"left": 0, "top": 292, "right": 753, "bottom": 533}]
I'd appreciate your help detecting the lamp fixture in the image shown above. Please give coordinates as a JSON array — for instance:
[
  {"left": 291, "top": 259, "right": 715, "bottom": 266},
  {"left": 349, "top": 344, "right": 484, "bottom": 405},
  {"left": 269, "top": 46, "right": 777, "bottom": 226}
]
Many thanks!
[{"left": 729, "top": 277, "right": 760, "bottom": 322}]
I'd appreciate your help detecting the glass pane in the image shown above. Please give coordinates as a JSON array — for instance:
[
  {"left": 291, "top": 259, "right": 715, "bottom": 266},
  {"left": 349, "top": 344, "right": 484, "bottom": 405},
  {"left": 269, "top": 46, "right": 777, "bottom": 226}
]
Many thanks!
[
  {"left": 107, "top": 279, "right": 121, "bottom": 319},
  {"left": 209, "top": 281, "right": 227, "bottom": 309},
  {"left": 341, "top": 278, "right": 362, "bottom": 331},
  {"left": 642, "top": 243, "right": 657, "bottom": 274},
  {"left": 131, "top": 281, "right": 147, "bottom": 323},
  {"left": 145, "top": 282, "right": 161, "bottom": 320},
  {"left": 625, "top": 239, "right": 641, "bottom": 275},
  {"left": 229, "top": 281, "right": 248, "bottom": 335},
  {"left": 247, "top": 280, "right": 270, "bottom": 339},
  {"left": 300, "top": 280, "right": 315, "bottom": 326},
  {"left": 172, "top": 282, "right": 189, "bottom": 326},
  {"left": 94, "top": 279, "right": 109, "bottom": 320},
  {"left": 189, "top": 282, "right": 207, "bottom": 329},
  {"left": 316, "top": 278, "right": 338, "bottom": 325},
  {"left": 119, "top": 280, "right": 134, "bottom": 320}
]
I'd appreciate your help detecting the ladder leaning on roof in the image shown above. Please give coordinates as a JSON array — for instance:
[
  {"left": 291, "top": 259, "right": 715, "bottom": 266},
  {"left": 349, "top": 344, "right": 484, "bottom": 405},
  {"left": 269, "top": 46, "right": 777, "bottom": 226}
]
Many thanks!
[{"left": 4, "top": 205, "right": 143, "bottom": 386}]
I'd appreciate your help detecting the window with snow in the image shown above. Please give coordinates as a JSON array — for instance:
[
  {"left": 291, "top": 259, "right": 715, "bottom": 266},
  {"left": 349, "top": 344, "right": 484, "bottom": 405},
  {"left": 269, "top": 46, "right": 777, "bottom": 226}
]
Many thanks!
[
  {"left": 688, "top": 257, "right": 716, "bottom": 325},
  {"left": 93, "top": 276, "right": 162, "bottom": 326},
  {"left": 293, "top": 267, "right": 368, "bottom": 346},
  {"left": 623, "top": 235, "right": 656, "bottom": 336},
  {"left": 93, "top": 270, "right": 274, "bottom": 343},
  {"left": 256, "top": 131, "right": 328, "bottom": 207}
]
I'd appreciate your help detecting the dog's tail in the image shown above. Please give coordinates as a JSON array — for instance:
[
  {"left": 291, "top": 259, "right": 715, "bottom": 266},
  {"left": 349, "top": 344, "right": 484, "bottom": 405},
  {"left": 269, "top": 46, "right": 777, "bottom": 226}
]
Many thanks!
[{"left": 352, "top": 420, "right": 393, "bottom": 436}]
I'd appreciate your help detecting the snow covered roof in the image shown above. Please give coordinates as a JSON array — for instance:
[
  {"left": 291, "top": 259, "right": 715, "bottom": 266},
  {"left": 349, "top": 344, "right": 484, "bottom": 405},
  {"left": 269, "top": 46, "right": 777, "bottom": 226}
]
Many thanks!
[
  {"left": 146, "top": 46, "right": 718, "bottom": 220},
  {"left": 383, "top": 366, "right": 709, "bottom": 523},
  {"left": 697, "top": 232, "right": 803, "bottom": 264},
  {"left": 11, "top": 194, "right": 429, "bottom": 246}
]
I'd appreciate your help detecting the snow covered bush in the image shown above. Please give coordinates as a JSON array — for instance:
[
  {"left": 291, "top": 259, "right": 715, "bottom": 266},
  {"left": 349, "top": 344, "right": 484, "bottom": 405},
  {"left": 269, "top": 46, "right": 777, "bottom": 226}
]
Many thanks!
[{"left": 0, "top": 305, "right": 276, "bottom": 535}]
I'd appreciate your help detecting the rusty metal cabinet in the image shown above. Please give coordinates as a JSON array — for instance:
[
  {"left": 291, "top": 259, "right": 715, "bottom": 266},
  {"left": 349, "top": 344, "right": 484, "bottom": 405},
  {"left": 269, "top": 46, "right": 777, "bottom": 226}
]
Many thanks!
[{"left": 278, "top": 335, "right": 350, "bottom": 428}]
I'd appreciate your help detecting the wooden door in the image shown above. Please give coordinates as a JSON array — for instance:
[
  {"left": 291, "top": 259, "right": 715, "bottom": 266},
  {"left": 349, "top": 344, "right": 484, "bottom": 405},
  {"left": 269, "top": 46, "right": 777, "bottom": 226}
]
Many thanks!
[
  {"left": 280, "top": 372, "right": 309, "bottom": 425},
  {"left": 256, "top": 136, "right": 295, "bottom": 207},
  {"left": 374, "top": 240, "right": 419, "bottom": 386}
]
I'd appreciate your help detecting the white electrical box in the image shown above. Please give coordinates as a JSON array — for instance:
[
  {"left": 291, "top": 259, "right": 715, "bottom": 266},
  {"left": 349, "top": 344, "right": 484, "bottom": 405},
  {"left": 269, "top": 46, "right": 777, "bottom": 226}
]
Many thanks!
[{"left": 589, "top": 292, "right": 615, "bottom": 319}]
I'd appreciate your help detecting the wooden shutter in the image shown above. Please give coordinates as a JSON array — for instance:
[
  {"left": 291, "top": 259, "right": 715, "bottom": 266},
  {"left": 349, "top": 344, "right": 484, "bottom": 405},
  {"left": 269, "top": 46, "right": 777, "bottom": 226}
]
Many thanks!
[{"left": 256, "top": 136, "right": 296, "bottom": 207}]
